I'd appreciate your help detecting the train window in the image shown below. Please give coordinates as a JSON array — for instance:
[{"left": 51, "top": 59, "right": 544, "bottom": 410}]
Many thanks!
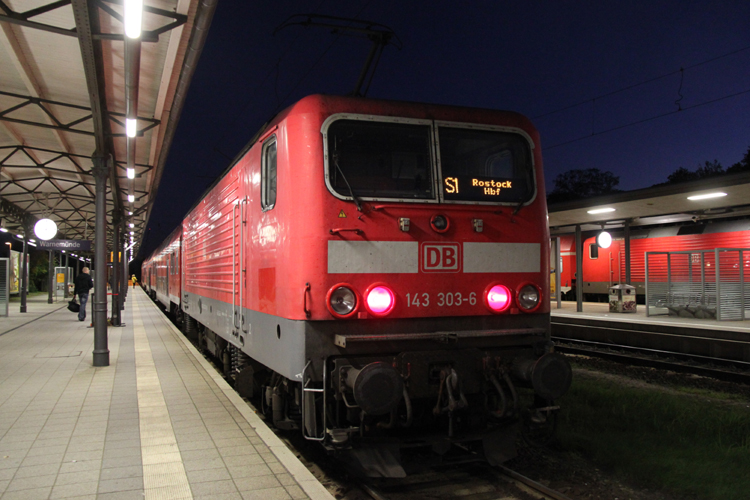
[
  {"left": 438, "top": 127, "right": 534, "bottom": 203},
  {"left": 589, "top": 243, "right": 599, "bottom": 260},
  {"left": 326, "top": 119, "right": 434, "bottom": 200},
  {"left": 261, "top": 137, "right": 277, "bottom": 211}
]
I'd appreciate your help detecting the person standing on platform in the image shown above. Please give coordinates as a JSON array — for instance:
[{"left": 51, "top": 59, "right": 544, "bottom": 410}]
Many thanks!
[
  {"left": 131, "top": 274, "right": 138, "bottom": 288},
  {"left": 73, "top": 267, "right": 94, "bottom": 322}
]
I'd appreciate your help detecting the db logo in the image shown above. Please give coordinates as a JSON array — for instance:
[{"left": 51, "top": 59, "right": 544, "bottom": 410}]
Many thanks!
[{"left": 421, "top": 242, "right": 461, "bottom": 273}]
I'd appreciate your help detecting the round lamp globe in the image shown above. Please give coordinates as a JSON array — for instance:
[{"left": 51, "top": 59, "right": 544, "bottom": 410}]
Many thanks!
[
  {"left": 34, "top": 218, "right": 57, "bottom": 241},
  {"left": 597, "top": 231, "right": 612, "bottom": 249}
]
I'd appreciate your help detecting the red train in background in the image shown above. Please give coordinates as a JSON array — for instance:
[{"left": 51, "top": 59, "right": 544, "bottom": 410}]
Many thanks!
[
  {"left": 556, "top": 219, "right": 750, "bottom": 300},
  {"left": 143, "top": 94, "right": 571, "bottom": 476}
]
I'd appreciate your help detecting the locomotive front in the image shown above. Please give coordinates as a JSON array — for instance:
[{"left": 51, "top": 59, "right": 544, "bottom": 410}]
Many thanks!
[{"left": 287, "top": 97, "right": 572, "bottom": 475}]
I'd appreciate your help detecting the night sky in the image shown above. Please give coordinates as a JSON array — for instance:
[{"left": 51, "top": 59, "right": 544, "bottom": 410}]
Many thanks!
[{"left": 139, "top": 0, "right": 750, "bottom": 258}]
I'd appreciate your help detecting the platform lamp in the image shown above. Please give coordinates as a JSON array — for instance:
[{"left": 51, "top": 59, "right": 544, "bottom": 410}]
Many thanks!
[
  {"left": 34, "top": 218, "right": 57, "bottom": 241},
  {"left": 597, "top": 229, "right": 612, "bottom": 249},
  {"left": 597, "top": 231, "right": 612, "bottom": 249}
]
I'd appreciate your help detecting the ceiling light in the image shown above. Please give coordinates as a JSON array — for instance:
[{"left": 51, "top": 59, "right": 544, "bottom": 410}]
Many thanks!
[
  {"left": 587, "top": 207, "right": 616, "bottom": 214},
  {"left": 129, "top": 223, "right": 134, "bottom": 228},
  {"left": 124, "top": 0, "right": 143, "bottom": 39},
  {"left": 126, "top": 118, "right": 137, "bottom": 138},
  {"left": 687, "top": 192, "right": 727, "bottom": 201},
  {"left": 127, "top": 168, "right": 135, "bottom": 179},
  {"left": 128, "top": 194, "right": 135, "bottom": 203},
  {"left": 0, "top": 227, "right": 7, "bottom": 233}
]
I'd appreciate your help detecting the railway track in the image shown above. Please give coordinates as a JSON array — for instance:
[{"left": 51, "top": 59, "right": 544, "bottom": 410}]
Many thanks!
[
  {"left": 554, "top": 336, "right": 750, "bottom": 384},
  {"left": 357, "top": 463, "right": 574, "bottom": 500}
]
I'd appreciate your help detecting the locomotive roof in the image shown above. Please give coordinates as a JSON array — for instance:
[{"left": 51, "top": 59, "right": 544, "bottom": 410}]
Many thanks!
[{"left": 549, "top": 170, "right": 750, "bottom": 235}]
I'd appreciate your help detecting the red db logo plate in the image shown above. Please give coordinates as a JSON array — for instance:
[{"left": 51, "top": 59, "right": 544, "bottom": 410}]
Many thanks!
[{"left": 420, "top": 243, "right": 461, "bottom": 273}]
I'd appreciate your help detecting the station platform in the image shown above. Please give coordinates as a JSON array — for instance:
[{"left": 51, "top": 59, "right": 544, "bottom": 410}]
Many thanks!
[
  {"left": 551, "top": 300, "right": 750, "bottom": 363},
  {"left": 551, "top": 300, "right": 750, "bottom": 334},
  {"left": 0, "top": 289, "right": 333, "bottom": 500}
]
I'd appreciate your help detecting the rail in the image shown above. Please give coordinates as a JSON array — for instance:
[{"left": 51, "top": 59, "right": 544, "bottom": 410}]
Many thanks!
[{"left": 554, "top": 336, "right": 750, "bottom": 384}]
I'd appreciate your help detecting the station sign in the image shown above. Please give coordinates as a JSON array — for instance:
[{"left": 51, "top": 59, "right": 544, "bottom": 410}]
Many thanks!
[{"left": 37, "top": 239, "right": 92, "bottom": 252}]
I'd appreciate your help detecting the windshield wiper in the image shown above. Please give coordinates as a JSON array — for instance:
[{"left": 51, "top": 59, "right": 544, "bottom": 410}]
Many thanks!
[{"left": 333, "top": 154, "right": 362, "bottom": 211}]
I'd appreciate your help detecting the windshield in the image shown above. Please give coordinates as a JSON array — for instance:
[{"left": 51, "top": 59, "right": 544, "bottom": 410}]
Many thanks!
[
  {"left": 438, "top": 127, "right": 534, "bottom": 203},
  {"left": 324, "top": 117, "right": 535, "bottom": 203},
  {"left": 327, "top": 119, "right": 434, "bottom": 200}
]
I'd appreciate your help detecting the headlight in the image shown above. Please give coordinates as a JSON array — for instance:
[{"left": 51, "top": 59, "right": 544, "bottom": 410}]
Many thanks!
[
  {"left": 327, "top": 285, "right": 358, "bottom": 318},
  {"left": 517, "top": 283, "right": 541, "bottom": 312}
]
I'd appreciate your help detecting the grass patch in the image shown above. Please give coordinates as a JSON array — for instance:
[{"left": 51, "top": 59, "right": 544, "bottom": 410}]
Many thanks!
[{"left": 557, "top": 370, "right": 750, "bottom": 500}]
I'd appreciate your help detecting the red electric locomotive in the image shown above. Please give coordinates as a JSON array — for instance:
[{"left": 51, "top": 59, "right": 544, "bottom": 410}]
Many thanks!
[
  {"left": 145, "top": 94, "right": 571, "bottom": 476},
  {"left": 556, "top": 219, "right": 750, "bottom": 300}
]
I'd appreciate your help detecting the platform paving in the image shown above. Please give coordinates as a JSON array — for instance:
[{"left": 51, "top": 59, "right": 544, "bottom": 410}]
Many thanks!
[{"left": 0, "top": 288, "right": 333, "bottom": 500}]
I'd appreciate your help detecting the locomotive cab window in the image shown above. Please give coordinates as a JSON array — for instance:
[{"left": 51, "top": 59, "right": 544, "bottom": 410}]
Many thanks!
[
  {"left": 261, "top": 136, "right": 277, "bottom": 211},
  {"left": 439, "top": 127, "right": 534, "bottom": 203},
  {"left": 325, "top": 119, "right": 434, "bottom": 200}
]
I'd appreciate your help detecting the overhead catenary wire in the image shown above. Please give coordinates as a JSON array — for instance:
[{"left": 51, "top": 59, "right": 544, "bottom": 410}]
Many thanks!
[
  {"left": 533, "top": 44, "right": 750, "bottom": 120},
  {"left": 268, "top": 0, "right": 378, "bottom": 115},
  {"left": 545, "top": 86, "right": 750, "bottom": 151},
  {"left": 212, "top": 0, "right": 328, "bottom": 152},
  {"left": 213, "top": 0, "right": 378, "bottom": 155}
]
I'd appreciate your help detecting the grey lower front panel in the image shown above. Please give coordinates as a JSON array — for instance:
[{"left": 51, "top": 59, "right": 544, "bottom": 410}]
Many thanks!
[
  {"left": 182, "top": 291, "right": 306, "bottom": 381},
  {"left": 182, "top": 290, "right": 549, "bottom": 384}
]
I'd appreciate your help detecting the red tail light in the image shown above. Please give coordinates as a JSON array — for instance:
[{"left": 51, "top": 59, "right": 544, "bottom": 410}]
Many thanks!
[
  {"left": 485, "top": 284, "right": 511, "bottom": 313},
  {"left": 365, "top": 284, "right": 395, "bottom": 316}
]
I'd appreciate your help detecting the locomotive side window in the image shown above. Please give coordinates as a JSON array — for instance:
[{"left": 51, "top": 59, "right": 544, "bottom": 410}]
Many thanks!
[
  {"left": 326, "top": 119, "right": 434, "bottom": 200},
  {"left": 589, "top": 243, "right": 599, "bottom": 260},
  {"left": 261, "top": 137, "right": 277, "bottom": 211},
  {"left": 438, "top": 127, "right": 534, "bottom": 203}
]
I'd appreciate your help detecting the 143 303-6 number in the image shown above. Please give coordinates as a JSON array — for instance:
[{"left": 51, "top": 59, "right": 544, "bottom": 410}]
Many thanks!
[{"left": 405, "top": 292, "right": 476, "bottom": 307}]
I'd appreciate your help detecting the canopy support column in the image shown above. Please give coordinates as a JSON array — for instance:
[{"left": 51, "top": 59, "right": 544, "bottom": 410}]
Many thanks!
[{"left": 92, "top": 154, "right": 110, "bottom": 367}]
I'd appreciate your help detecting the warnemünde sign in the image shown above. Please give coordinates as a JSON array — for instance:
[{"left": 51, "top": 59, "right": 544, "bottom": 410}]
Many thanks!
[{"left": 38, "top": 239, "right": 92, "bottom": 252}]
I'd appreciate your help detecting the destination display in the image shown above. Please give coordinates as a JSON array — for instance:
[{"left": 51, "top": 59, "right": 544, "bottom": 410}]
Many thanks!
[{"left": 443, "top": 175, "right": 519, "bottom": 202}]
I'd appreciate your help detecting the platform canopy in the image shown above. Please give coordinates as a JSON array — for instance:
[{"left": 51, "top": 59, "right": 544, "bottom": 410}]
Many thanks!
[
  {"left": 548, "top": 170, "right": 750, "bottom": 234},
  {"left": 0, "top": 0, "right": 214, "bottom": 256}
]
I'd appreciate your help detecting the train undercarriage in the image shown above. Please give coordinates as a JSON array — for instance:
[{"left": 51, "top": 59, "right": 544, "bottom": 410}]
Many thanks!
[{"left": 176, "top": 311, "right": 572, "bottom": 477}]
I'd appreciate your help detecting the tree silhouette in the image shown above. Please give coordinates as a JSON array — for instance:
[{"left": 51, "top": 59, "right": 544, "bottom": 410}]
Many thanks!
[
  {"left": 727, "top": 146, "right": 750, "bottom": 174},
  {"left": 547, "top": 168, "right": 621, "bottom": 204},
  {"left": 662, "top": 160, "right": 724, "bottom": 185}
]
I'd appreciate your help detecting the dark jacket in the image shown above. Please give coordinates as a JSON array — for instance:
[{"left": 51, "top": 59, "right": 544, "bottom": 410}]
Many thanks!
[{"left": 73, "top": 272, "right": 94, "bottom": 295}]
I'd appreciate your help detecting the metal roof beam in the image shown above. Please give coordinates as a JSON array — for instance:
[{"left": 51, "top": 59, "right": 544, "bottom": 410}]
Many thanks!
[
  {"left": 0, "top": 90, "right": 160, "bottom": 138},
  {"left": 0, "top": 196, "right": 39, "bottom": 233},
  {"left": 72, "top": 0, "right": 123, "bottom": 220},
  {"left": 0, "top": 1, "right": 186, "bottom": 42}
]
